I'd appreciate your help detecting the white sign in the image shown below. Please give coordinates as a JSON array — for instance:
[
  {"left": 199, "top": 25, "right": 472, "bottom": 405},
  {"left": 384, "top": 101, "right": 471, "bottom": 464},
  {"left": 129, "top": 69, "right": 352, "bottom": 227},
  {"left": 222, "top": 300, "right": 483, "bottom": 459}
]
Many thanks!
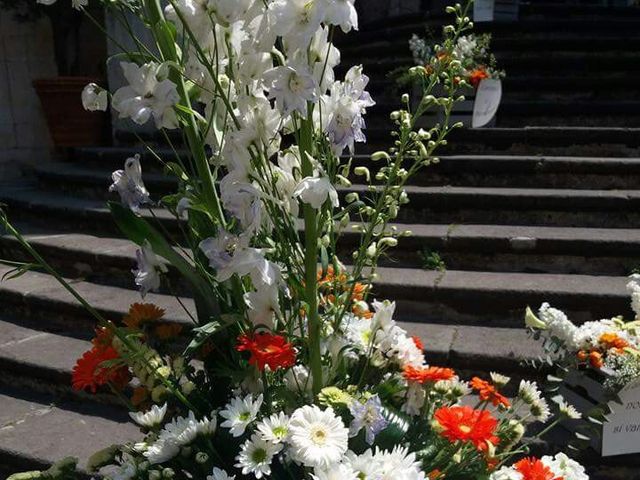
[
  {"left": 473, "top": 0, "right": 494, "bottom": 22},
  {"left": 602, "top": 382, "right": 640, "bottom": 456},
  {"left": 472, "top": 79, "right": 502, "bottom": 128}
]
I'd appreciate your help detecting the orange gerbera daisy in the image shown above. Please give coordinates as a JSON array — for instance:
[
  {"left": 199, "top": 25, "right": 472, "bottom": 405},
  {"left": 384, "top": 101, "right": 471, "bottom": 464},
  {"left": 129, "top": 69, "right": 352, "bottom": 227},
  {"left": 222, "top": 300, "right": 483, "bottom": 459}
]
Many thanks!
[
  {"left": 469, "top": 67, "right": 489, "bottom": 89},
  {"left": 412, "top": 336, "right": 425, "bottom": 352},
  {"left": 434, "top": 405, "right": 499, "bottom": 451},
  {"left": 91, "top": 326, "right": 115, "bottom": 349},
  {"left": 123, "top": 303, "right": 165, "bottom": 329},
  {"left": 599, "top": 332, "right": 629, "bottom": 351},
  {"left": 237, "top": 332, "right": 296, "bottom": 371},
  {"left": 154, "top": 323, "right": 184, "bottom": 340},
  {"left": 404, "top": 365, "right": 455, "bottom": 384},
  {"left": 72, "top": 346, "right": 131, "bottom": 393},
  {"left": 470, "top": 377, "right": 511, "bottom": 408},
  {"left": 514, "top": 457, "right": 562, "bottom": 480}
]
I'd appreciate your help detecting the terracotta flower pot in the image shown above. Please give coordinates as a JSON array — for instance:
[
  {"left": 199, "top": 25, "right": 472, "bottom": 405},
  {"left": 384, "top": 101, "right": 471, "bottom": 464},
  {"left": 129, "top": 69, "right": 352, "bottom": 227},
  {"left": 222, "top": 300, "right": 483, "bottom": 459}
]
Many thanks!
[{"left": 33, "top": 76, "right": 110, "bottom": 147}]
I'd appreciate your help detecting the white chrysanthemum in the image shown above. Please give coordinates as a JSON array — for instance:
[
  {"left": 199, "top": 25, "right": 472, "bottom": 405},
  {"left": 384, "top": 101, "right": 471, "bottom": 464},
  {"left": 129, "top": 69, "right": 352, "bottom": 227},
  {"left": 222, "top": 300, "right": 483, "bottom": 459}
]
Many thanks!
[
  {"left": 288, "top": 405, "right": 349, "bottom": 468},
  {"left": 235, "top": 433, "right": 283, "bottom": 479},
  {"left": 530, "top": 397, "right": 551, "bottom": 423},
  {"left": 555, "top": 397, "right": 582, "bottom": 420},
  {"left": 490, "top": 372, "right": 511, "bottom": 388},
  {"left": 220, "top": 394, "right": 263, "bottom": 437},
  {"left": 257, "top": 412, "right": 290, "bottom": 443},
  {"left": 129, "top": 403, "right": 167, "bottom": 428},
  {"left": 541, "top": 453, "right": 589, "bottom": 480},
  {"left": 344, "top": 450, "right": 384, "bottom": 480},
  {"left": 207, "top": 467, "right": 235, "bottom": 480},
  {"left": 312, "top": 463, "right": 359, "bottom": 480},
  {"left": 488, "top": 467, "right": 522, "bottom": 480},
  {"left": 145, "top": 411, "right": 215, "bottom": 464},
  {"left": 374, "top": 445, "right": 426, "bottom": 480},
  {"left": 518, "top": 380, "right": 543, "bottom": 405},
  {"left": 344, "top": 315, "right": 376, "bottom": 350}
]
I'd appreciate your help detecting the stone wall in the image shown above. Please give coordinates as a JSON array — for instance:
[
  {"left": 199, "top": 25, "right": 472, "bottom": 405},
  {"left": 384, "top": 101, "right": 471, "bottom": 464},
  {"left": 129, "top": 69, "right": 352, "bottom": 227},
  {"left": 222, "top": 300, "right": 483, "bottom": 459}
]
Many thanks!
[{"left": 0, "top": 13, "right": 57, "bottom": 180}]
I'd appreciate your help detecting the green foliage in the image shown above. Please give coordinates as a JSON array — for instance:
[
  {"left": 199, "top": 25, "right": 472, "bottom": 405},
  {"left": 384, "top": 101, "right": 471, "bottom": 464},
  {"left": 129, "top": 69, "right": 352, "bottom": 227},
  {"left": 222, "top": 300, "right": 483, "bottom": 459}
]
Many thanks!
[{"left": 419, "top": 247, "right": 446, "bottom": 271}]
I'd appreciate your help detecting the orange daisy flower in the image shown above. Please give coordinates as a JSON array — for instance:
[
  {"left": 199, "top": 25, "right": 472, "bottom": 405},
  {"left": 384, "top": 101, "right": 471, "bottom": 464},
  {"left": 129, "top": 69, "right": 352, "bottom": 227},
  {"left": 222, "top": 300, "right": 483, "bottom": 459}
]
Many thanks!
[
  {"left": 123, "top": 303, "right": 165, "bottom": 329},
  {"left": 468, "top": 67, "right": 489, "bottom": 89},
  {"left": 404, "top": 365, "right": 456, "bottom": 384},
  {"left": 514, "top": 457, "right": 562, "bottom": 480},
  {"left": 154, "top": 323, "right": 184, "bottom": 340},
  {"left": 91, "top": 326, "right": 115, "bottom": 349},
  {"left": 412, "top": 336, "right": 425, "bottom": 352},
  {"left": 434, "top": 405, "right": 499, "bottom": 451},
  {"left": 470, "top": 377, "right": 511, "bottom": 408},
  {"left": 237, "top": 332, "right": 296, "bottom": 371},
  {"left": 599, "top": 332, "right": 629, "bottom": 351},
  {"left": 72, "top": 346, "right": 130, "bottom": 393}
]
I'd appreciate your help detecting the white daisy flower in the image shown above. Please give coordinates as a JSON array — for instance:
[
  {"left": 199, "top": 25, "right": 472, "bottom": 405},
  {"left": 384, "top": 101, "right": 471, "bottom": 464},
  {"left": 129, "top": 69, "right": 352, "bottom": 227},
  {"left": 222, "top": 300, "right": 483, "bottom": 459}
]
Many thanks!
[
  {"left": 257, "top": 412, "right": 290, "bottom": 443},
  {"left": 490, "top": 372, "right": 511, "bottom": 388},
  {"left": 374, "top": 445, "right": 426, "bottom": 480},
  {"left": 530, "top": 397, "right": 551, "bottom": 423},
  {"left": 554, "top": 397, "right": 582, "bottom": 420},
  {"left": 488, "top": 467, "right": 522, "bottom": 480},
  {"left": 220, "top": 394, "right": 263, "bottom": 437},
  {"left": 235, "top": 433, "right": 283, "bottom": 479},
  {"left": 344, "top": 449, "right": 384, "bottom": 480},
  {"left": 288, "top": 405, "right": 349, "bottom": 468},
  {"left": 312, "top": 463, "right": 359, "bottom": 480},
  {"left": 144, "top": 411, "right": 215, "bottom": 464},
  {"left": 129, "top": 403, "right": 167, "bottom": 428},
  {"left": 518, "top": 380, "right": 543, "bottom": 405}
]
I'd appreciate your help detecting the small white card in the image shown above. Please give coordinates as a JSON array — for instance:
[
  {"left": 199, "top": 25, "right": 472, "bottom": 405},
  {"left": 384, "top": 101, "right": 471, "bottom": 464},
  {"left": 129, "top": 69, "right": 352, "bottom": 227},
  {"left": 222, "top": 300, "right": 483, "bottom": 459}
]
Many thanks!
[
  {"left": 474, "top": 0, "right": 495, "bottom": 22},
  {"left": 472, "top": 79, "right": 502, "bottom": 129},
  {"left": 602, "top": 382, "right": 640, "bottom": 456}
]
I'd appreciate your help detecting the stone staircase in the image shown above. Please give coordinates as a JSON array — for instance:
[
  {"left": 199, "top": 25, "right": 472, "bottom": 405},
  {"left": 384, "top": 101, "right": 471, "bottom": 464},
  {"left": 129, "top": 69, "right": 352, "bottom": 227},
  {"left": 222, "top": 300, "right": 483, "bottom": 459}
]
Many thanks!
[{"left": 1, "top": 3, "right": 640, "bottom": 477}]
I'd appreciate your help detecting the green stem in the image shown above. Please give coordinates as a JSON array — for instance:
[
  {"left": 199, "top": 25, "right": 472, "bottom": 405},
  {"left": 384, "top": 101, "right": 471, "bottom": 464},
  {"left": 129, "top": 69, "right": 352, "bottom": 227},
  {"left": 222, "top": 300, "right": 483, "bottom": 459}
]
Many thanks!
[{"left": 299, "top": 113, "right": 323, "bottom": 396}]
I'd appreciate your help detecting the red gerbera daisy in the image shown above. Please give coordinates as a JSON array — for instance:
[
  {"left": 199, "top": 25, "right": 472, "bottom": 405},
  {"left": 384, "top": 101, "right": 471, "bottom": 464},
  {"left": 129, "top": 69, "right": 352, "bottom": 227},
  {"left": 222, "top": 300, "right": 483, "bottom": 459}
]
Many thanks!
[
  {"left": 236, "top": 332, "right": 296, "bottom": 371},
  {"left": 72, "top": 346, "right": 131, "bottom": 393},
  {"left": 514, "top": 457, "right": 562, "bottom": 480},
  {"left": 434, "top": 405, "right": 499, "bottom": 451},
  {"left": 470, "top": 377, "right": 511, "bottom": 408},
  {"left": 403, "top": 365, "right": 455, "bottom": 384},
  {"left": 469, "top": 67, "right": 489, "bottom": 89}
]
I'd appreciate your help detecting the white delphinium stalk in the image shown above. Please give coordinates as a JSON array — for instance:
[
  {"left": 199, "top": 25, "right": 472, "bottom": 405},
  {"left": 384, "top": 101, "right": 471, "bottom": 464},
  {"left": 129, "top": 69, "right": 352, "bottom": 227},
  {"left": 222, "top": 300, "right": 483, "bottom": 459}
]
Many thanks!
[
  {"left": 244, "top": 286, "right": 282, "bottom": 328},
  {"left": 129, "top": 403, "right": 167, "bottom": 428},
  {"left": 208, "top": 0, "right": 253, "bottom": 26},
  {"left": 321, "top": 0, "right": 358, "bottom": 32},
  {"left": 220, "top": 174, "right": 263, "bottom": 236},
  {"left": 270, "top": 0, "right": 326, "bottom": 49},
  {"left": 256, "top": 412, "right": 290, "bottom": 444},
  {"left": 220, "top": 394, "right": 264, "bottom": 437},
  {"left": 235, "top": 433, "right": 283, "bottom": 479},
  {"left": 109, "top": 154, "right": 151, "bottom": 213},
  {"left": 627, "top": 274, "right": 640, "bottom": 320},
  {"left": 81, "top": 83, "right": 108, "bottom": 111},
  {"left": 112, "top": 62, "right": 179, "bottom": 129},
  {"left": 264, "top": 62, "right": 319, "bottom": 116},
  {"left": 132, "top": 242, "right": 168, "bottom": 297},
  {"left": 288, "top": 405, "right": 349, "bottom": 468}
]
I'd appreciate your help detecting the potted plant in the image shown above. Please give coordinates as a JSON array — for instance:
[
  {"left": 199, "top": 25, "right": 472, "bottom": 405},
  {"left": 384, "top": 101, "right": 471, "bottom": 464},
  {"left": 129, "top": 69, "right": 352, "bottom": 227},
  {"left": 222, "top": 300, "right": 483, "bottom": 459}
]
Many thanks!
[{"left": 1, "top": 0, "right": 109, "bottom": 147}]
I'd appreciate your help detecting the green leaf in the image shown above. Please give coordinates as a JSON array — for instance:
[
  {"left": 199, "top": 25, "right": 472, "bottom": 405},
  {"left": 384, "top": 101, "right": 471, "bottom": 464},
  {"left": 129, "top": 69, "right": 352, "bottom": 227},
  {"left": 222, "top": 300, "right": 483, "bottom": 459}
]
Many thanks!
[
  {"left": 374, "top": 405, "right": 410, "bottom": 450},
  {"left": 184, "top": 320, "right": 221, "bottom": 357},
  {"left": 108, "top": 202, "right": 219, "bottom": 321}
]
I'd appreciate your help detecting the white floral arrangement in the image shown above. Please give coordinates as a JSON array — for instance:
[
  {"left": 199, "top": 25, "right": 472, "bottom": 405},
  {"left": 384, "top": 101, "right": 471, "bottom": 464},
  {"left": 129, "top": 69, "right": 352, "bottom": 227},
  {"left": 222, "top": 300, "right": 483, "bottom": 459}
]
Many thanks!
[
  {"left": 526, "top": 276, "right": 640, "bottom": 394},
  {"left": 1, "top": 0, "right": 594, "bottom": 479}
]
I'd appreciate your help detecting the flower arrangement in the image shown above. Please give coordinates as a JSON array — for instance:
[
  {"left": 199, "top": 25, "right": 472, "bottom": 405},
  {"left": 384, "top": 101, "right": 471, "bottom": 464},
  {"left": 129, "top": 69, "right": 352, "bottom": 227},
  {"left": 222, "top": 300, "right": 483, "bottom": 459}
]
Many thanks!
[
  {"left": 408, "top": 32, "right": 505, "bottom": 90},
  {"left": 526, "top": 276, "right": 640, "bottom": 394},
  {"left": 1, "top": 0, "right": 595, "bottom": 479}
]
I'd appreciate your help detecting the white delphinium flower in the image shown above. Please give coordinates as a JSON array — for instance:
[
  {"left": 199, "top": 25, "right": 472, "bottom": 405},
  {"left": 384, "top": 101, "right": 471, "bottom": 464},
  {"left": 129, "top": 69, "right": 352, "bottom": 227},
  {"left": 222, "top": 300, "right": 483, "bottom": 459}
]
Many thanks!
[
  {"left": 264, "top": 62, "right": 319, "bottom": 115},
  {"left": 349, "top": 395, "right": 388, "bottom": 445},
  {"left": 321, "top": 0, "right": 358, "bottom": 32},
  {"left": 312, "top": 463, "right": 359, "bottom": 480},
  {"left": 235, "top": 433, "right": 283, "bottom": 479},
  {"left": 208, "top": 0, "right": 253, "bottom": 25},
  {"left": 284, "top": 365, "right": 313, "bottom": 394},
  {"left": 288, "top": 405, "right": 349, "bottom": 468},
  {"left": 109, "top": 154, "right": 150, "bottom": 212},
  {"left": 132, "top": 242, "right": 167, "bottom": 297},
  {"left": 112, "top": 62, "right": 179, "bottom": 129},
  {"left": 81, "top": 83, "right": 108, "bottom": 111},
  {"left": 207, "top": 467, "right": 236, "bottom": 480},
  {"left": 293, "top": 175, "right": 339, "bottom": 209},
  {"left": 401, "top": 382, "right": 426, "bottom": 416},
  {"left": 273, "top": 149, "right": 302, "bottom": 216},
  {"left": 164, "top": 0, "right": 213, "bottom": 45},
  {"left": 257, "top": 412, "right": 290, "bottom": 444},
  {"left": 129, "top": 403, "right": 167, "bottom": 428},
  {"left": 220, "top": 174, "right": 262, "bottom": 237},
  {"left": 220, "top": 394, "right": 263, "bottom": 437},
  {"left": 176, "top": 197, "right": 191, "bottom": 219},
  {"left": 244, "top": 286, "right": 281, "bottom": 329},
  {"left": 308, "top": 27, "right": 341, "bottom": 91},
  {"left": 324, "top": 65, "right": 375, "bottom": 155},
  {"left": 375, "top": 445, "right": 426, "bottom": 480},
  {"left": 541, "top": 453, "right": 589, "bottom": 480},
  {"left": 270, "top": 0, "right": 325, "bottom": 49},
  {"left": 371, "top": 300, "right": 396, "bottom": 331}
]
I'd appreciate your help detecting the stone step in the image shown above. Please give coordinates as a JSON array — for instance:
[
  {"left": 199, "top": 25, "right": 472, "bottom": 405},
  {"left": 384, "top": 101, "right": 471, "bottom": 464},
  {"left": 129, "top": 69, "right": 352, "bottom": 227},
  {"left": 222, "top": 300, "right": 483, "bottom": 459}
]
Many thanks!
[
  {"left": 0, "top": 385, "right": 139, "bottom": 477},
  {"left": 0, "top": 242, "right": 631, "bottom": 329}
]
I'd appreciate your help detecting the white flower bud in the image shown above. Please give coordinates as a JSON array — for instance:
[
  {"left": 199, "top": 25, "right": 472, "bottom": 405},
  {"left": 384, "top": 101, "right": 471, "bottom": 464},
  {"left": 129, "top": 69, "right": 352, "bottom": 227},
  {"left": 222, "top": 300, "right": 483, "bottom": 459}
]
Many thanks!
[
  {"left": 371, "top": 151, "right": 391, "bottom": 162},
  {"left": 321, "top": 235, "right": 330, "bottom": 247},
  {"left": 401, "top": 93, "right": 410, "bottom": 104},
  {"left": 195, "top": 452, "right": 209, "bottom": 464},
  {"left": 336, "top": 175, "right": 352, "bottom": 187},
  {"left": 354, "top": 166, "right": 371, "bottom": 182},
  {"left": 378, "top": 237, "right": 398, "bottom": 248},
  {"left": 345, "top": 192, "right": 360, "bottom": 203},
  {"left": 366, "top": 242, "right": 377, "bottom": 258}
]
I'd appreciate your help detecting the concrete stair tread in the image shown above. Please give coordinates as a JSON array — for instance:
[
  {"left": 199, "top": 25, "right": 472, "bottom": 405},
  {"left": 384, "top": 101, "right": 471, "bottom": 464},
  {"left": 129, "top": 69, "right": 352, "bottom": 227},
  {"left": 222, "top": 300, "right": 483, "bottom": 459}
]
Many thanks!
[{"left": 0, "top": 385, "right": 139, "bottom": 475}]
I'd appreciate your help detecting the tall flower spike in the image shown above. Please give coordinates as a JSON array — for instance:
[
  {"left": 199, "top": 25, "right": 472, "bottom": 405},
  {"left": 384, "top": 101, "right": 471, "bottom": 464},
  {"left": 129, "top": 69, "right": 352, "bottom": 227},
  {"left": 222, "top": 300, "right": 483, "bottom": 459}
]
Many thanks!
[{"left": 109, "top": 154, "right": 151, "bottom": 213}]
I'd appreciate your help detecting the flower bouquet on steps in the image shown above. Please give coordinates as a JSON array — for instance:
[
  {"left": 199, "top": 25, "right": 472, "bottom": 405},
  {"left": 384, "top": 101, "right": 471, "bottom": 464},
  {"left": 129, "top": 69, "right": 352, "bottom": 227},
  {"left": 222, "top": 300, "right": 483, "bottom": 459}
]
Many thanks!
[{"left": 1, "top": 0, "right": 591, "bottom": 479}]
